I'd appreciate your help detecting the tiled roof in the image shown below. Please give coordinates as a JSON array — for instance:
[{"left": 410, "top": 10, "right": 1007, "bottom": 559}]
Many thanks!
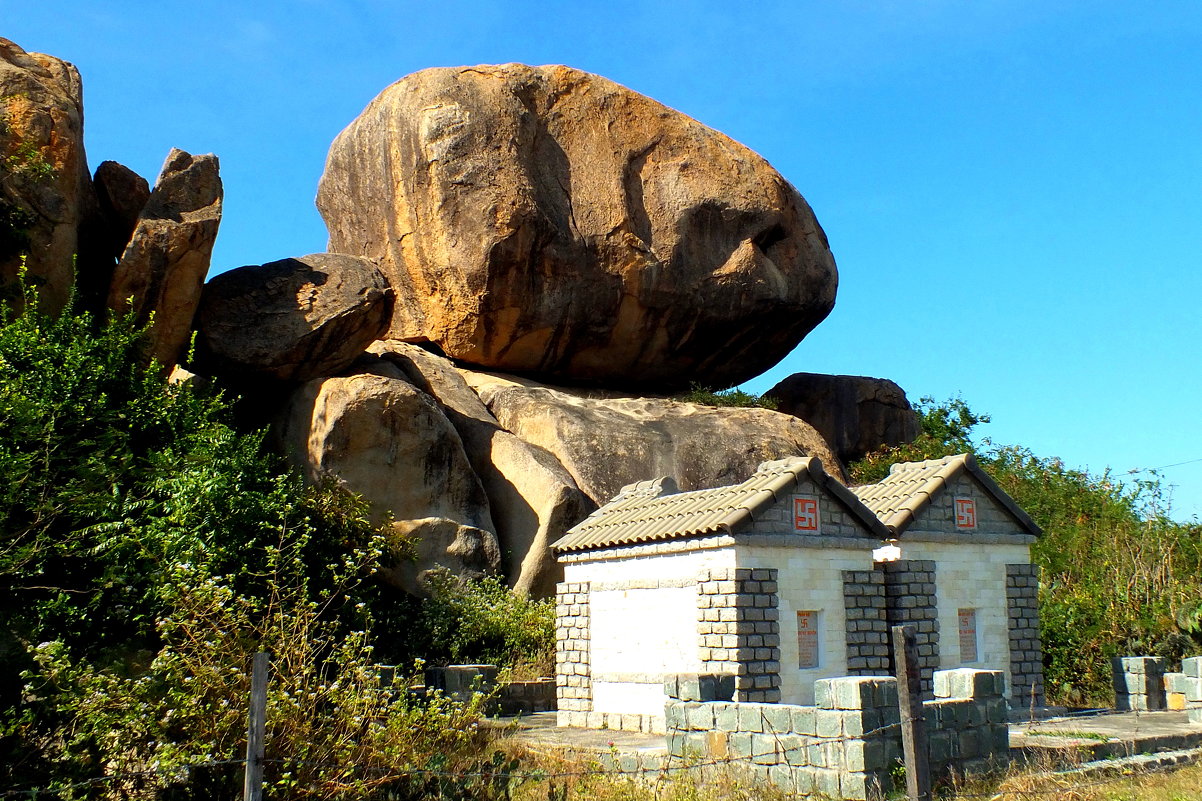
[
  {"left": 850, "top": 453, "right": 1041, "bottom": 536},
  {"left": 552, "top": 456, "right": 888, "bottom": 553}
]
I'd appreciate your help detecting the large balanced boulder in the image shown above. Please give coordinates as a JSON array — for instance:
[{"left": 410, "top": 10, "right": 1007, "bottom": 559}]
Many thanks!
[
  {"left": 0, "top": 37, "right": 92, "bottom": 313},
  {"left": 193, "top": 253, "right": 393, "bottom": 384},
  {"left": 317, "top": 64, "right": 837, "bottom": 391},
  {"left": 366, "top": 341, "right": 593, "bottom": 597},
  {"left": 765, "top": 373, "right": 920, "bottom": 464},
  {"left": 276, "top": 368, "right": 501, "bottom": 594},
  {"left": 461, "top": 370, "right": 845, "bottom": 505},
  {"left": 107, "top": 148, "right": 222, "bottom": 371}
]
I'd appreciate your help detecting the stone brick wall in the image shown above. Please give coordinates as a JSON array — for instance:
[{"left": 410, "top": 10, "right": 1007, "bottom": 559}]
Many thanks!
[
  {"left": 911, "top": 473, "right": 1029, "bottom": 536},
  {"left": 878, "top": 560, "right": 940, "bottom": 696},
  {"left": 842, "top": 569, "right": 889, "bottom": 675},
  {"left": 1006, "top": 563, "right": 1044, "bottom": 708},
  {"left": 926, "top": 669, "right": 1010, "bottom": 776},
  {"left": 1112, "top": 656, "right": 1167, "bottom": 711},
  {"left": 1183, "top": 657, "right": 1202, "bottom": 724},
  {"left": 663, "top": 669, "right": 1009, "bottom": 801},
  {"left": 555, "top": 581, "right": 592, "bottom": 725},
  {"left": 697, "top": 568, "right": 781, "bottom": 702},
  {"left": 742, "top": 477, "right": 867, "bottom": 537}
]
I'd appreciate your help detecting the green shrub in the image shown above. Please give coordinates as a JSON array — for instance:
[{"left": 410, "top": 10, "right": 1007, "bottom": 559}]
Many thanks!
[
  {"left": 851, "top": 396, "right": 1202, "bottom": 706},
  {"left": 418, "top": 571, "right": 555, "bottom": 676},
  {"left": 674, "top": 383, "right": 778, "bottom": 410}
]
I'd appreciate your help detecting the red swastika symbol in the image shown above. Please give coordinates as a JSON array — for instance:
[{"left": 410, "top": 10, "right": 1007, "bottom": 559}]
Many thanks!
[
  {"left": 794, "top": 498, "right": 819, "bottom": 531},
  {"left": 954, "top": 498, "right": 976, "bottom": 529}
]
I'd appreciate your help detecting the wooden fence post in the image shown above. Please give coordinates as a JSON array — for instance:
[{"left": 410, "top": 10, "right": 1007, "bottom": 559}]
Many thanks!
[
  {"left": 892, "top": 625, "right": 931, "bottom": 801},
  {"left": 244, "top": 651, "right": 269, "bottom": 801}
]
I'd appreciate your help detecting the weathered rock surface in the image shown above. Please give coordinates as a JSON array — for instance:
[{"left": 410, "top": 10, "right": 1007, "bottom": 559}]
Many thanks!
[
  {"left": 276, "top": 368, "right": 501, "bottom": 594},
  {"left": 0, "top": 37, "right": 92, "bottom": 313},
  {"left": 107, "top": 148, "right": 222, "bottom": 370},
  {"left": 765, "top": 373, "right": 920, "bottom": 464},
  {"left": 318, "top": 63, "right": 837, "bottom": 391},
  {"left": 461, "top": 370, "right": 846, "bottom": 506},
  {"left": 74, "top": 160, "right": 150, "bottom": 313},
  {"left": 193, "top": 253, "right": 393, "bottom": 384},
  {"left": 91, "top": 160, "right": 150, "bottom": 261},
  {"left": 367, "top": 341, "right": 593, "bottom": 597}
]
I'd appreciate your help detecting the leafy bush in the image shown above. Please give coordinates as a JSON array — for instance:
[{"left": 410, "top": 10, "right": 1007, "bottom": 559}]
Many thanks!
[
  {"left": 674, "top": 383, "right": 778, "bottom": 410},
  {"left": 851, "top": 397, "right": 1202, "bottom": 705},
  {"left": 418, "top": 571, "right": 556, "bottom": 677},
  {"left": 0, "top": 286, "right": 525, "bottom": 797}
]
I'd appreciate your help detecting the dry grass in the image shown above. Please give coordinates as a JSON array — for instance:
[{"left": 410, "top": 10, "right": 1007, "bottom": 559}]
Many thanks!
[
  {"left": 499, "top": 742, "right": 791, "bottom": 801},
  {"left": 942, "top": 757, "right": 1202, "bottom": 801},
  {"left": 495, "top": 739, "right": 1202, "bottom": 801}
]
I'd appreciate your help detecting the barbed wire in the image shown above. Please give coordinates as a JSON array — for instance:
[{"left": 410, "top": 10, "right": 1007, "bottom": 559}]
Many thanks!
[
  {"left": 0, "top": 758, "right": 245, "bottom": 799},
  {"left": 1, "top": 703, "right": 1195, "bottom": 798},
  {"left": 4, "top": 747, "right": 1198, "bottom": 799}
]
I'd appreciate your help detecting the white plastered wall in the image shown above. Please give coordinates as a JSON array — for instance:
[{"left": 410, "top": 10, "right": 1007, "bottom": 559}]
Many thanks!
[
  {"left": 899, "top": 540, "right": 1030, "bottom": 694},
  {"left": 898, "top": 470, "right": 1034, "bottom": 695},
  {"left": 740, "top": 545, "right": 878, "bottom": 705},
  {"left": 562, "top": 545, "right": 737, "bottom": 718}
]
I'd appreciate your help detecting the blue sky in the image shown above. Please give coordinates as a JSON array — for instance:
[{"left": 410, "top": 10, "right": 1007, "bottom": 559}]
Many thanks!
[{"left": 8, "top": 1, "right": 1201, "bottom": 519}]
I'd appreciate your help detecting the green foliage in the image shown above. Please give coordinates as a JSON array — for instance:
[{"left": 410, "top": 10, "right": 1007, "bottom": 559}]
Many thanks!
[
  {"left": 849, "top": 395, "right": 988, "bottom": 484},
  {"left": 851, "top": 396, "right": 1202, "bottom": 705},
  {"left": 0, "top": 291, "right": 524, "bottom": 797},
  {"left": 675, "top": 383, "right": 778, "bottom": 410},
  {"left": 418, "top": 571, "right": 556, "bottom": 677}
]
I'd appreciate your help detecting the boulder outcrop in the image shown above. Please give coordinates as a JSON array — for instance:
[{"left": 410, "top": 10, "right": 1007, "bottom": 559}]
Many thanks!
[
  {"left": 193, "top": 253, "right": 393, "bottom": 384},
  {"left": 461, "top": 370, "right": 846, "bottom": 506},
  {"left": 0, "top": 37, "right": 92, "bottom": 314},
  {"left": 366, "top": 341, "right": 593, "bottom": 597},
  {"left": 91, "top": 160, "right": 150, "bottom": 262},
  {"left": 107, "top": 148, "right": 222, "bottom": 371},
  {"left": 276, "top": 367, "right": 501, "bottom": 594},
  {"left": 765, "top": 373, "right": 920, "bottom": 464},
  {"left": 317, "top": 64, "right": 837, "bottom": 391}
]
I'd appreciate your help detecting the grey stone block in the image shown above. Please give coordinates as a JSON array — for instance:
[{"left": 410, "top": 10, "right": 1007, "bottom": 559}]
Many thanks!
[
  {"left": 714, "top": 702, "right": 738, "bottom": 731},
  {"left": 790, "top": 705, "right": 817, "bottom": 735},
  {"left": 751, "top": 733, "right": 779, "bottom": 764},
  {"left": 737, "top": 703, "right": 766, "bottom": 733},
  {"left": 728, "top": 731, "right": 753, "bottom": 758},
  {"left": 768, "top": 763, "right": 795, "bottom": 793},
  {"left": 685, "top": 702, "right": 714, "bottom": 731},
  {"left": 763, "top": 703, "right": 792, "bottom": 733},
  {"left": 814, "top": 768, "right": 840, "bottom": 798},
  {"left": 816, "top": 708, "right": 843, "bottom": 738},
  {"left": 1182, "top": 656, "right": 1202, "bottom": 679},
  {"left": 814, "top": 679, "right": 834, "bottom": 709}
]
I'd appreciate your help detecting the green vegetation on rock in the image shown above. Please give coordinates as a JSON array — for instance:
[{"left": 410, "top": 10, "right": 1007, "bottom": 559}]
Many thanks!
[
  {"left": 852, "top": 396, "right": 1202, "bottom": 705},
  {"left": 675, "top": 383, "right": 779, "bottom": 410}
]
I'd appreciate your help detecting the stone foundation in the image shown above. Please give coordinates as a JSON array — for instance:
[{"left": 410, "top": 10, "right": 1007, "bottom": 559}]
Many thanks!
[{"left": 664, "top": 669, "right": 1008, "bottom": 800}]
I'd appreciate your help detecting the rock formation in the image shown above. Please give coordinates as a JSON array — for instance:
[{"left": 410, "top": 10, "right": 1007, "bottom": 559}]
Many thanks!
[
  {"left": 366, "top": 341, "right": 593, "bottom": 597},
  {"left": 765, "top": 373, "right": 920, "bottom": 464},
  {"left": 317, "top": 64, "right": 837, "bottom": 391},
  {"left": 107, "top": 148, "right": 222, "bottom": 371},
  {"left": 91, "top": 160, "right": 151, "bottom": 261},
  {"left": 193, "top": 253, "right": 393, "bottom": 384},
  {"left": 0, "top": 37, "right": 91, "bottom": 313},
  {"left": 276, "top": 366, "right": 501, "bottom": 594},
  {"left": 461, "top": 370, "right": 846, "bottom": 505}
]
